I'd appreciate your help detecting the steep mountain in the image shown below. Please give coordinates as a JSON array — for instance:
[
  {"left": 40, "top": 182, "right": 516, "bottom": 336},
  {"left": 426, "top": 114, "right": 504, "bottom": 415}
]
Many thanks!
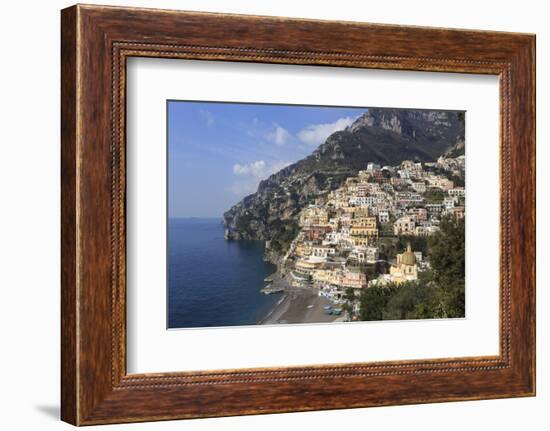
[
  {"left": 443, "top": 139, "right": 466, "bottom": 158},
  {"left": 223, "top": 108, "right": 465, "bottom": 258}
]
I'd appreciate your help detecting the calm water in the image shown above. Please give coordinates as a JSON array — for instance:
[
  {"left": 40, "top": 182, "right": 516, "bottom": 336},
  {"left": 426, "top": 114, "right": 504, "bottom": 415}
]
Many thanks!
[{"left": 168, "top": 218, "right": 280, "bottom": 329}]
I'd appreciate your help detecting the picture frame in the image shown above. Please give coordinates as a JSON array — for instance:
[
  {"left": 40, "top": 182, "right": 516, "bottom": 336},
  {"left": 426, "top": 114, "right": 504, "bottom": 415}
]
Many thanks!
[{"left": 61, "top": 4, "right": 535, "bottom": 425}]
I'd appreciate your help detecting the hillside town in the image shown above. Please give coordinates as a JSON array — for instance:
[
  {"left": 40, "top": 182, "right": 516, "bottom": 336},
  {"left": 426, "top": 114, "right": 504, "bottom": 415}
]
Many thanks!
[{"left": 276, "top": 155, "right": 465, "bottom": 318}]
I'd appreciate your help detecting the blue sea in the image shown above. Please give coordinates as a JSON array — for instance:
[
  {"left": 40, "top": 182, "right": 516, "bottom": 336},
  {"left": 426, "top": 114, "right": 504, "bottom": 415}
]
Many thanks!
[{"left": 168, "top": 218, "right": 280, "bottom": 329}]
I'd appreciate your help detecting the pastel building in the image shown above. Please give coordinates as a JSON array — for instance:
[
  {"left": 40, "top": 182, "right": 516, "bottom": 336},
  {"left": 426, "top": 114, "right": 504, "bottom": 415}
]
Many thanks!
[{"left": 394, "top": 216, "right": 416, "bottom": 235}]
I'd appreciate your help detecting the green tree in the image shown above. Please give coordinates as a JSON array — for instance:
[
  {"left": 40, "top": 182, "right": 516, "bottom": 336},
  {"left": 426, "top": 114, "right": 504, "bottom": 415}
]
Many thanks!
[
  {"left": 382, "top": 281, "right": 437, "bottom": 320},
  {"left": 423, "top": 188, "right": 445, "bottom": 203},
  {"left": 342, "top": 287, "right": 356, "bottom": 319},
  {"left": 344, "top": 287, "right": 356, "bottom": 303},
  {"left": 429, "top": 216, "right": 465, "bottom": 283},
  {"left": 270, "top": 220, "right": 300, "bottom": 253},
  {"left": 359, "top": 286, "right": 393, "bottom": 321},
  {"left": 428, "top": 215, "right": 465, "bottom": 318}
]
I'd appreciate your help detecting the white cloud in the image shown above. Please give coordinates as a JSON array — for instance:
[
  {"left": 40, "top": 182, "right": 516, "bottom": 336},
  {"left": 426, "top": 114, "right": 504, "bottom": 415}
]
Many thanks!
[
  {"left": 199, "top": 110, "right": 214, "bottom": 127},
  {"left": 265, "top": 123, "right": 292, "bottom": 146},
  {"left": 233, "top": 160, "right": 268, "bottom": 178},
  {"left": 243, "top": 121, "right": 292, "bottom": 146},
  {"left": 231, "top": 160, "right": 290, "bottom": 196},
  {"left": 297, "top": 117, "right": 354, "bottom": 146},
  {"left": 233, "top": 160, "right": 290, "bottom": 179}
]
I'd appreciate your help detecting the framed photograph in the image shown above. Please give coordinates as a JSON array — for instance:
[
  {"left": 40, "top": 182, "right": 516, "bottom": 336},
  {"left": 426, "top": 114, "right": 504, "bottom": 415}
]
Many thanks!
[{"left": 61, "top": 4, "right": 536, "bottom": 425}]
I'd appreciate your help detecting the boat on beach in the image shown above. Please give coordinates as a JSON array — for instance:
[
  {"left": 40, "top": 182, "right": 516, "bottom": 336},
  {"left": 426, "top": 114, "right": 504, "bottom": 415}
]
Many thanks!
[
  {"left": 260, "top": 286, "right": 285, "bottom": 295},
  {"left": 264, "top": 272, "right": 281, "bottom": 283},
  {"left": 322, "top": 305, "right": 342, "bottom": 315}
]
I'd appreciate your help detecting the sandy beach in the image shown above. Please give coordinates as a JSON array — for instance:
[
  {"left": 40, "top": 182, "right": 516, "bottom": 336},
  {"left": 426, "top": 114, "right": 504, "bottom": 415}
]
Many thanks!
[{"left": 258, "top": 273, "right": 342, "bottom": 325}]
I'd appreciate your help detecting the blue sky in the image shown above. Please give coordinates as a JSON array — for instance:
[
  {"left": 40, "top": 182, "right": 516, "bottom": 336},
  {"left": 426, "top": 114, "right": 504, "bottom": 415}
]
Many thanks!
[{"left": 168, "top": 101, "right": 367, "bottom": 218}]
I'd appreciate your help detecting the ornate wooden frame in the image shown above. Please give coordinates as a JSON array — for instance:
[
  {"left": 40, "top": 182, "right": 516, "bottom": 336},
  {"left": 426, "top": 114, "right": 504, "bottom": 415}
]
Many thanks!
[{"left": 61, "top": 4, "right": 536, "bottom": 426}]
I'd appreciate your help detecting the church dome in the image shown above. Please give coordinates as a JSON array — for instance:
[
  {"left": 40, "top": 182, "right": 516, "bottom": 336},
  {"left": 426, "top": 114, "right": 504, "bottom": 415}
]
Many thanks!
[{"left": 401, "top": 243, "right": 416, "bottom": 266}]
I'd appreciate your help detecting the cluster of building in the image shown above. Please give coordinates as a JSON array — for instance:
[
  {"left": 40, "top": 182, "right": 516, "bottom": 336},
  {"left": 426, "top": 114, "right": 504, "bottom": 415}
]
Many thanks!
[{"left": 282, "top": 156, "right": 465, "bottom": 307}]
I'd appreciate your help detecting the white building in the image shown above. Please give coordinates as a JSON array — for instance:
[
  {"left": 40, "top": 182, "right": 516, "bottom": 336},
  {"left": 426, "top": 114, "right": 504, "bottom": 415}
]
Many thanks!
[
  {"left": 311, "top": 245, "right": 336, "bottom": 259},
  {"left": 350, "top": 246, "right": 379, "bottom": 264},
  {"left": 448, "top": 187, "right": 465, "bottom": 197},
  {"left": 443, "top": 196, "right": 456, "bottom": 211},
  {"left": 415, "top": 225, "right": 440, "bottom": 236},
  {"left": 411, "top": 182, "right": 427, "bottom": 193},
  {"left": 425, "top": 203, "right": 444, "bottom": 215},
  {"left": 378, "top": 210, "right": 390, "bottom": 223}
]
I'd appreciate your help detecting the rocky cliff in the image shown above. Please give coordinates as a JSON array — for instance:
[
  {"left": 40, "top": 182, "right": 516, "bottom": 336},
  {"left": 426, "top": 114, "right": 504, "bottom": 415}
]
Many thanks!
[{"left": 223, "top": 108, "right": 465, "bottom": 258}]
